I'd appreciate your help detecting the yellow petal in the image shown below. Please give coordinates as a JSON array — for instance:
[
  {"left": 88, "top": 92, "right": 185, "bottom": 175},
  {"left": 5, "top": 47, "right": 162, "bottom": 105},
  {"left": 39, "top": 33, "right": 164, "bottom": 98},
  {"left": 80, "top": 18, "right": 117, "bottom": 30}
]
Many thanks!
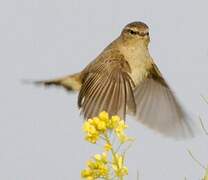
[
  {"left": 99, "top": 111, "right": 109, "bottom": 121},
  {"left": 111, "top": 115, "right": 120, "bottom": 128},
  {"left": 96, "top": 121, "right": 107, "bottom": 131},
  {"left": 81, "top": 169, "right": 92, "bottom": 178},
  {"left": 92, "top": 117, "right": 100, "bottom": 125},
  {"left": 82, "top": 122, "right": 91, "bottom": 132}
]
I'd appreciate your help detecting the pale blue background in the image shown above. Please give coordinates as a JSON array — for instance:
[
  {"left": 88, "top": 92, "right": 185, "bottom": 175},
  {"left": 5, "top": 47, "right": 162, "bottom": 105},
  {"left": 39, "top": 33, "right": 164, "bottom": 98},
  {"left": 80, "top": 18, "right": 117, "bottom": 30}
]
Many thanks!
[{"left": 0, "top": 0, "right": 208, "bottom": 179}]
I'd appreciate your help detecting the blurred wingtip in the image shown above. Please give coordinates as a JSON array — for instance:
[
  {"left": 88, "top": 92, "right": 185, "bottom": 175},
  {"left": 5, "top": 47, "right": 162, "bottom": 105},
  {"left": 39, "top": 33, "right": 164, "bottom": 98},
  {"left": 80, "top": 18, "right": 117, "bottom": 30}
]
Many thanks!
[
  {"left": 166, "top": 117, "right": 201, "bottom": 141},
  {"left": 20, "top": 78, "right": 45, "bottom": 86}
]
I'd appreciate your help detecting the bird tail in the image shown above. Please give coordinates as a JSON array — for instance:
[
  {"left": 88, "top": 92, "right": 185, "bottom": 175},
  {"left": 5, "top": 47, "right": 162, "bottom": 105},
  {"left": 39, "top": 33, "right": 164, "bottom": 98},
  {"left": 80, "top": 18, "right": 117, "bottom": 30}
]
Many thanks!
[{"left": 23, "top": 72, "right": 82, "bottom": 91}]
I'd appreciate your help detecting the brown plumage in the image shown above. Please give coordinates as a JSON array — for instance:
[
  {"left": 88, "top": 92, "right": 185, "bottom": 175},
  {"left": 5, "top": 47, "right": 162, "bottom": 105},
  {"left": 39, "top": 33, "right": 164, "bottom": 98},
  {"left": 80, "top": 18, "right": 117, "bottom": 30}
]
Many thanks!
[{"left": 35, "top": 21, "right": 196, "bottom": 138}]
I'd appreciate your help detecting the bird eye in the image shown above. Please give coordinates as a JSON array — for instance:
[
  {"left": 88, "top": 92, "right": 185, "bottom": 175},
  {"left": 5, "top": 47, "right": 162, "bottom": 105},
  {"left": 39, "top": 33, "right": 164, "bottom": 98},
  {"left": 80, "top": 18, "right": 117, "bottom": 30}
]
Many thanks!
[
  {"left": 128, "top": 30, "right": 137, "bottom": 35},
  {"left": 139, "top": 32, "right": 149, "bottom": 36}
]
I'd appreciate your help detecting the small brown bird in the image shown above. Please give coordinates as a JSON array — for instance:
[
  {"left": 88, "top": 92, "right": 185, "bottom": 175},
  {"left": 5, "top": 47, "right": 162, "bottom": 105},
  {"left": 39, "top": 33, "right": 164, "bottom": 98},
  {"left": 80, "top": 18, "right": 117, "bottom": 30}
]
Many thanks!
[{"left": 35, "top": 21, "right": 195, "bottom": 138}]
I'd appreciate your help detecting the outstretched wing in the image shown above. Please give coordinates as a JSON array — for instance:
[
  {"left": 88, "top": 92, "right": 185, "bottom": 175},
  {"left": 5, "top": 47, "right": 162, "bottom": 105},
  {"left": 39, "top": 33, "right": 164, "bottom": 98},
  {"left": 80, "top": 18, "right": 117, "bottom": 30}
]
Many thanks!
[
  {"left": 134, "top": 63, "right": 195, "bottom": 138},
  {"left": 78, "top": 52, "right": 136, "bottom": 119}
]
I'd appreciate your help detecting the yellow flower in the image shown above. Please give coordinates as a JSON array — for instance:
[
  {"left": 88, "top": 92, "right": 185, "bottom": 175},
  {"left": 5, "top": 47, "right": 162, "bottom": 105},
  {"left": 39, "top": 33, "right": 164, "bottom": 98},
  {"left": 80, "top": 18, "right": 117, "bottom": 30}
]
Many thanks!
[
  {"left": 85, "top": 133, "right": 99, "bottom": 144},
  {"left": 83, "top": 121, "right": 98, "bottom": 134},
  {"left": 86, "top": 177, "right": 93, "bottom": 180},
  {"left": 110, "top": 115, "right": 120, "bottom": 128},
  {"left": 104, "top": 143, "right": 112, "bottom": 151},
  {"left": 87, "top": 160, "right": 97, "bottom": 169},
  {"left": 83, "top": 119, "right": 100, "bottom": 144},
  {"left": 99, "top": 111, "right": 109, "bottom": 122},
  {"left": 116, "top": 166, "right": 128, "bottom": 177},
  {"left": 113, "top": 154, "right": 123, "bottom": 169},
  {"left": 94, "top": 152, "right": 108, "bottom": 164},
  {"left": 95, "top": 120, "right": 107, "bottom": 132},
  {"left": 83, "top": 121, "right": 92, "bottom": 132},
  {"left": 112, "top": 154, "right": 128, "bottom": 177},
  {"left": 81, "top": 154, "right": 109, "bottom": 179},
  {"left": 81, "top": 169, "right": 93, "bottom": 179},
  {"left": 82, "top": 112, "right": 133, "bottom": 179},
  {"left": 115, "top": 120, "right": 127, "bottom": 133}
]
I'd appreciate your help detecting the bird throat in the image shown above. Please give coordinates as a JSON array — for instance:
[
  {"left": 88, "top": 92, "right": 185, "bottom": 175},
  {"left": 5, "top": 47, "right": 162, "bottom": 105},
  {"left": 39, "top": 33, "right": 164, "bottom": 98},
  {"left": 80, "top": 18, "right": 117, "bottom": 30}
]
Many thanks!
[{"left": 119, "top": 41, "right": 152, "bottom": 86}]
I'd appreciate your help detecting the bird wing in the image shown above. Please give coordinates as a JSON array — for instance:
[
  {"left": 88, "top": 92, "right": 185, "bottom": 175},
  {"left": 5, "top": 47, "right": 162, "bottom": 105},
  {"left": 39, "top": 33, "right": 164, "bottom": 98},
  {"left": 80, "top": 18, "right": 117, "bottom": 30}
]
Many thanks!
[
  {"left": 78, "top": 52, "right": 136, "bottom": 120},
  {"left": 134, "top": 63, "right": 195, "bottom": 138}
]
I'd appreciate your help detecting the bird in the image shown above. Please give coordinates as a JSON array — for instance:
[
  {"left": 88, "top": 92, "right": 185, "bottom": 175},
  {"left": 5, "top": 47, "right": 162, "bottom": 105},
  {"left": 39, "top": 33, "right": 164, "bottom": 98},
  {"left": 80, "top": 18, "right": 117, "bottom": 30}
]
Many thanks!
[{"left": 34, "top": 21, "right": 196, "bottom": 138}]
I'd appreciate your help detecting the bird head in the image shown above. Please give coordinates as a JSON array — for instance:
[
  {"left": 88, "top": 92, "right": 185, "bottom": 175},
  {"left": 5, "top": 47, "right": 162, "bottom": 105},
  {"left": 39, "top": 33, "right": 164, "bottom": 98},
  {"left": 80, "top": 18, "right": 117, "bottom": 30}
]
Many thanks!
[{"left": 121, "top": 21, "right": 150, "bottom": 46}]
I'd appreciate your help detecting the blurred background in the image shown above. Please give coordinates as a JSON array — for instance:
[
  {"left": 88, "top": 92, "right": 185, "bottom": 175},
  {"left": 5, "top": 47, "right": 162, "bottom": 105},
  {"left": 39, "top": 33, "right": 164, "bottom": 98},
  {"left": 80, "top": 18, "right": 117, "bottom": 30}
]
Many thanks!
[{"left": 0, "top": 0, "right": 208, "bottom": 179}]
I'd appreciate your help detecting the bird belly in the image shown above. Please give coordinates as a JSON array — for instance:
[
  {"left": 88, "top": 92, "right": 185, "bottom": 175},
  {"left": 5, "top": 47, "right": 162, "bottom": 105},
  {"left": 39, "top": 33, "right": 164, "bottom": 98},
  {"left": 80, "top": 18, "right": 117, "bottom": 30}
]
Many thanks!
[
  {"left": 130, "top": 65, "right": 150, "bottom": 86},
  {"left": 128, "top": 54, "right": 152, "bottom": 86}
]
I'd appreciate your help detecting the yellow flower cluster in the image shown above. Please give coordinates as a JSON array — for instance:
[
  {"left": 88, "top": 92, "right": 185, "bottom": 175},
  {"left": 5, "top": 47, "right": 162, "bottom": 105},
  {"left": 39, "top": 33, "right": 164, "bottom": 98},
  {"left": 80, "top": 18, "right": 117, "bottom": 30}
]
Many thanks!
[
  {"left": 81, "top": 153, "right": 109, "bottom": 180},
  {"left": 81, "top": 111, "right": 133, "bottom": 180},
  {"left": 83, "top": 111, "right": 131, "bottom": 144}
]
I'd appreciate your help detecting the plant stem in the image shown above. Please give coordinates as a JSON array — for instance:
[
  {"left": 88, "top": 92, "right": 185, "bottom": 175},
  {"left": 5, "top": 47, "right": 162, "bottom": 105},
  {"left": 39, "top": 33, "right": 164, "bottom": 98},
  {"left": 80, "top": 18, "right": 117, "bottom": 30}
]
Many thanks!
[{"left": 104, "top": 133, "right": 123, "bottom": 180}]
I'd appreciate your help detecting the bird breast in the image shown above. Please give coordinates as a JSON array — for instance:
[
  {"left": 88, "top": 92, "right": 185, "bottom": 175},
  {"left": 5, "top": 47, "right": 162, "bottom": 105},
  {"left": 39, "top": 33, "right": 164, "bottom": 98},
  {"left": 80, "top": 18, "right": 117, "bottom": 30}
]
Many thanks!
[{"left": 120, "top": 46, "right": 152, "bottom": 86}]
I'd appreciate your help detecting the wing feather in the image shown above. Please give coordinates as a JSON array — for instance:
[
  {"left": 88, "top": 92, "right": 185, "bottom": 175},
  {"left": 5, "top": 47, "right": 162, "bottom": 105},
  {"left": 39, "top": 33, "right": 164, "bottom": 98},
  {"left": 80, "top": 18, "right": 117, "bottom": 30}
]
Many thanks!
[
  {"left": 134, "top": 63, "right": 196, "bottom": 138},
  {"left": 78, "top": 54, "right": 136, "bottom": 119}
]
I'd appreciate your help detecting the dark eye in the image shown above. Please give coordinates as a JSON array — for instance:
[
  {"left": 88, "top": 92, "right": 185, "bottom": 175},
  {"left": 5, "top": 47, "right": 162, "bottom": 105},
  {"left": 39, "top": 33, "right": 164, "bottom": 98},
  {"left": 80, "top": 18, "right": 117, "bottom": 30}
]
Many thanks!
[
  {"left": 139, "top": 32, "right": 149, "bottom": 36},
  {"left": 128, "top": 30, "right": 137, "bottom": 35}
]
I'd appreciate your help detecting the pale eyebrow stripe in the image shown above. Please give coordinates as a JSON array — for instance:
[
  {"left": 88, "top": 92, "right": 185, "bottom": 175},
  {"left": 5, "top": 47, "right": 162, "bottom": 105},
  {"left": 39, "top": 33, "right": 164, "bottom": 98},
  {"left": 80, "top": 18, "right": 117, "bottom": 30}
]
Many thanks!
[{"left": 125, "top": 28, "right": 149, "bottom": 36}]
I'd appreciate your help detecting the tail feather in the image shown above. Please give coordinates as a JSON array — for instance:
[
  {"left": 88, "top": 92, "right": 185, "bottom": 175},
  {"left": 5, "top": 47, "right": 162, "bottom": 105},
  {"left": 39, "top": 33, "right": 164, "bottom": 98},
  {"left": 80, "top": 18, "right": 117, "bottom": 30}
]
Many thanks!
[{"left": 24, "top": 73, "right": 82, "bottom": 91}]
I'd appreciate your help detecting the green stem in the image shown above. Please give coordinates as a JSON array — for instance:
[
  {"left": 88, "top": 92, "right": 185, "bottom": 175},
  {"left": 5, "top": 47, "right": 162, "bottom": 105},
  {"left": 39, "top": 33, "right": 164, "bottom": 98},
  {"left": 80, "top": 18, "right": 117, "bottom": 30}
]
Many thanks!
[{"left": 104, "top": 133, "right": 123, "bottom": 180}]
